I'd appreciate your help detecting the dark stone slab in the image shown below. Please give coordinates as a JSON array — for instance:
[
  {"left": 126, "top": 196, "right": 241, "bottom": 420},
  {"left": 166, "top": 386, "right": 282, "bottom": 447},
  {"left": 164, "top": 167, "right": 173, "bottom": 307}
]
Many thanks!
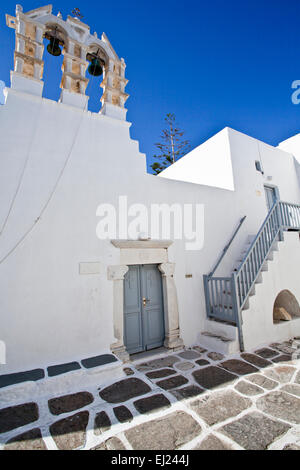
[
  {"left": 193, "top": 346, "right": 207, "bottom": 353},
  {"left": 270, "top": 342, "right": 295, "bottom": 355},
  {"left": 92, "top": 437, "right": 126, "bottom": 450},
  {"left": 146, "top": 368, "right": 175, "bottom": 380},
  {"left": 50, "top": 411, "right": 89, "bottom": 450},
  {"left": 81, "top": 354, "right": 117, "bottom": 369},
  {"left": 240, "top": 353, "right": 272, "bottom": 368},
  {"left": 220, "top": 359, "right": 258, "bottom": 376},
  {"left": 94, "top": 411, "right": 111, "bottom": 435},
  {"left": 134, "top": 394, "right": 170, "bottom": 414},
  {"left": 272, "top": 355, "right": 293, "bottom": 363},
  {"left": 4, "top": 428, "right": 47, "bottom": 451},
  {"left": 47, "top": 362, "right": 81, "bottom": 377},
  {"left": 194, "top": 435, "right": 232, "bottom": 450},
  {"left": 125, "top": 411, "right": 201, "bottom": 450},
  {"left": 0, "top": 402, "right": 39, "bottom": 434},
  {"left": 0, "top": 369, "right": 45, "bottom": 389},
  {"left": 99, "top": 378, "right": 151, "bottom": 403},
  {"left": 219, "top": 411, "right": 290, "bottom": 450},
  {"left": 113, "top": 405, "right": 133, "bottom": 423},
  {"left": 192, "top": 366, "right": 237, "bottom": 390},
  {"left": 123, "top": 368, "right": 134, "bottom": 376},
  {"left": 156, "top": 375, "right": 188, "bottom": 391},
  {"left": 255, "top": 348, "right": 279, "bottom": 359},
  {"left": 195, "top": 359, "right": 210, "bottom": 367},
  {"left": 190, "top": 390, "right": 251, "bottom": 426},
  {"left": 257, "top": 391, "right": 300, "bottom": 424},
  {"left": 171, "top": 385, "right": 204, "bottom": 400},
  {"left": 48, "top": 391, "right": 94, "bottom": 416}
]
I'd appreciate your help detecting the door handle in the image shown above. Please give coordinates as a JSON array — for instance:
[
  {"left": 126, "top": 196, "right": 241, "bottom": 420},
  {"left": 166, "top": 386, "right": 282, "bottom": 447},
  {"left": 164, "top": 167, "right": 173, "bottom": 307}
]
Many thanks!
[{"left": 142, "top": 297, "right": 150, "bottom": 307}]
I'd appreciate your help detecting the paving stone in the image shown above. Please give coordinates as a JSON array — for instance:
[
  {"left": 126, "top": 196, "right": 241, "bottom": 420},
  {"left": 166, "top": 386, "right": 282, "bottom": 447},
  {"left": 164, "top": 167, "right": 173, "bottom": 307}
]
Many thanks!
[
  {"left": 171, "top": 385, "right": 204, "bottom": 400},
  {"left": 48, "top": 391, "right": 94, "bottom": 416},
  {"left": 246, "top": 373, "right": 278, "bottom": 390},
  {"left": 136, "top": 356, "right": 180, "bottom": 372},
  {"left": 4, "top": 428, "right": 47, "bottom": 451},
  {"left": 50, "top": 411, "right": 89, "bottom": 450},
  {"left": 272, "top": 355, "right": 293, "bottom": 363},
  {"left": 146, "top": 368, "right": 176, "bottom": 379},
  {"left": 235, "top": 380, "right": 264, "bottom": 396},
  {"left": 175, "top": 361, "right": 195, "bottom": 371},
  {"left": 281, "top": 384, "right": 300, "bottom": 398},
  {"left": 270, "top": 342, "right": 295, "bottom": 355},
  {"left": 257, "top": 391, "right": 300, "bottom": 424},
  {"left": 190, "top": 390, "right": 251, "bottom": 426},
  {"left": 220, "top": 359, "right": 258, "bottom": 376},
  {"left": 81, "top": 354, "right": 117, "bottom": 369},
  {"left": 192, "top": 346, "right": 207, "bottom": 353},
  {"left": 178, "top": 350, "right": 201, "bottom": 360},
  {"left": 94, "top": 411, "right": 111, "bottom": 435},
  {"left": 192, "top": 366, "right": 237, "bottom": 389},
  {"left": 123, "top": 368, "right": 134, "bottom": 376},
  {"left": 113, "top": 406, "right": 133, "bottom": 423},
  {"left": 134, "top": 394, "right": 170, "bottom": 414},
  {"left": 0, "top": 402, "right": 39, "bottom": 434},
  {"left": 194, "top": 434, "right": 232, "bottom": 450},
  {"left": 195, "top": 359, "right": 210, "bottom": 366},
  {"left": 219, "top": 411, "right": 290, "bottom": 450},
  {"left": 47, "top": 362, "right": 81, "bottom": 377},
  {"left": 283, "top": 443, "right": 300, "bottom": 450},
  {"left": 295, "top": 371, "right": 300, "bottom": 384},
  {"left": 125, "top": 411, "right": 201, "bottom": 450},
  {"left": 240, "top": 353, "right": 272, "bottom": 368},
  {"left": 207, "top": 352, "right": 224, "bottom": 361},
  {"left": 92, "top": 437, "right": 126, "bottom": 450},
  {"left": 99, "top": 378, "right": 151, "bottom": 403},
  {"left": 156, "top": 375, "right": 189, "bottom": 390},
  {"left": 0, "top": 369, "right": 45, "bottom": 389},
  {"left": 264, "top": 365, "right": 296, "bottom": 384},
  {"left": 255, "top": 348, "right": 279, "bottom": 359}
]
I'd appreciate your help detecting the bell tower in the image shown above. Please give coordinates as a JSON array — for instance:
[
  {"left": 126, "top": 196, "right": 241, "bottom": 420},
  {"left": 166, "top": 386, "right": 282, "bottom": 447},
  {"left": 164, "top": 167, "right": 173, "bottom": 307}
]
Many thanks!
[{"left": 6, "top": 4, "right": 129, "bottom": 120}]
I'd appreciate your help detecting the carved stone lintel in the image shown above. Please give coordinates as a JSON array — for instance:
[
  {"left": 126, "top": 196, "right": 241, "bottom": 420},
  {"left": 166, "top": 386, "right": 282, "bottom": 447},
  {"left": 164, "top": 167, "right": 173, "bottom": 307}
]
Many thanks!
[{"left": 107, "top": 265, "right": 128, "bottom": 281}]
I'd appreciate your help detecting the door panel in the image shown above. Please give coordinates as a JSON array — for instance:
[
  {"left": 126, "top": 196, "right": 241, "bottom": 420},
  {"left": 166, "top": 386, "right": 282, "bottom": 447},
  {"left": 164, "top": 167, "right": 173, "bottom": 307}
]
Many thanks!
[
  {"left": 124, "top": 265, "right": 165, "bottom": 354},
  {"left": 124, "top": 266, "right": 143, "bottom": 354},
  {"left": 141, "top": 265, "right": 165, "bottom": 351},
  {"left": 264, "top": 186, "right": 277, "bottom": 211}
]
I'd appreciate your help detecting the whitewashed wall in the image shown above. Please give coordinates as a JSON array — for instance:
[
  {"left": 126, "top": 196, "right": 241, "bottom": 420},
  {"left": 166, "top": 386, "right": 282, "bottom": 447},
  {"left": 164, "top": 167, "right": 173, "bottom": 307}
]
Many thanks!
[{"left": 0, "top": 88, "right": 299, "bottom": 374}]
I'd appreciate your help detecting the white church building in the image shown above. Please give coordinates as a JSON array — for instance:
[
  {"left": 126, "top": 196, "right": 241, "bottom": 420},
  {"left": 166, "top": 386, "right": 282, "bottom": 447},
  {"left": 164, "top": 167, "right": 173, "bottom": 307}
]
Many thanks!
[{"left": 0, "top": 5, "right": 299, "bottom": 384}]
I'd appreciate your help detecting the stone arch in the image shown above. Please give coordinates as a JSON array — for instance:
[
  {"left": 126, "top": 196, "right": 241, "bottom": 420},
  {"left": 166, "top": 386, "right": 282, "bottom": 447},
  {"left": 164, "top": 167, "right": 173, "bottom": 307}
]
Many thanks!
[
  {"left": 273, "top": 289, "right": 300, "bottom": 323},
  {"left": 44, "top": 22, "right": 69, "bottom": 53}
]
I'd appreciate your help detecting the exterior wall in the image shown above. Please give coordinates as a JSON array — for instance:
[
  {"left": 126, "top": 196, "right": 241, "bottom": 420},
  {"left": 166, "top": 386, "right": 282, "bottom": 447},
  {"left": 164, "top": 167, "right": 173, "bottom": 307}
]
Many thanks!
[
  {"left": 0, "top": 86, "right": 299, "bottom": 373},
  {"left": 242, "top": 232, "right": 300, "bottom": 350}
]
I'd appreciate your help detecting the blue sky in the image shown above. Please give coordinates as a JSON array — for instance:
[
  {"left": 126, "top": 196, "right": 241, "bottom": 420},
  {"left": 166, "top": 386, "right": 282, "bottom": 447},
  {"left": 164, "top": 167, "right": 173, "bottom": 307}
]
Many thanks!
[{"left": 0, "top": 1, "right": 299, "bottom": 171}]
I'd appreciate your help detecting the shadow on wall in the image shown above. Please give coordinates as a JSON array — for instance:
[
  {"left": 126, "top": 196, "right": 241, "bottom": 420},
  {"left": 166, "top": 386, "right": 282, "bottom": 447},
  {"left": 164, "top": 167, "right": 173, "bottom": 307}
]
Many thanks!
[
  {"left": 273, "top": 289, "right": 300, "bottom": 324},
  {"left": 0, "top": 81, "right": 5, "bottom": 104}
]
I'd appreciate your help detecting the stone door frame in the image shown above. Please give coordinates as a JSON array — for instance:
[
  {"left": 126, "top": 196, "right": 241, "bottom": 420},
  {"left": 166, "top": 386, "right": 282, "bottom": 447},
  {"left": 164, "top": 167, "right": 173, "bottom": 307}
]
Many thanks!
[{"left": 108, "top": 240, "right": 183, "bottom": 362}]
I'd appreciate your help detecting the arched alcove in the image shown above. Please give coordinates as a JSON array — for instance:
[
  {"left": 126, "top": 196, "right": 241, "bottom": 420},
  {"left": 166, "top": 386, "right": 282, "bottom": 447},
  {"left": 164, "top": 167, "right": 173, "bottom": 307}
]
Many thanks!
[
  {"left": 42, "top": 24, "right": 68, "bottom": 101},
  {"left": 273, "top": 289, "right": 300, "bottom": 324},
  {"left": 85, "top": 44, "right": 108, "bottom": 113}
]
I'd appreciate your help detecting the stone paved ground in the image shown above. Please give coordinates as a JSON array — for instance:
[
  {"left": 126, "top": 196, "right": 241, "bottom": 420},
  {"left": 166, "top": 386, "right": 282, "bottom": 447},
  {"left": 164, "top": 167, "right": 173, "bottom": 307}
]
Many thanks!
[{"left": 0, "top": 339, "right": 300, "bottom": 450}]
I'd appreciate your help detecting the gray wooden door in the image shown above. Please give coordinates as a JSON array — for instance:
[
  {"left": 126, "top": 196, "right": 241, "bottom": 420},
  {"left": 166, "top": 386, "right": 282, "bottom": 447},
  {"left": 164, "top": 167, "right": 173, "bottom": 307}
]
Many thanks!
[
  {"left": 124, "top": 264, "right": 165, "bottom": 354},
  {"left": 264, "top": 186, "right": 277, "bottom": 211}
]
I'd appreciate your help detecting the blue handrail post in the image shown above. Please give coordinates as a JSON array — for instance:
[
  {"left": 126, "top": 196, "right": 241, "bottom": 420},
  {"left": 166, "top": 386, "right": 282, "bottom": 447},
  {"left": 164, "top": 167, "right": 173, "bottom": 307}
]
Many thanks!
[
  {"left": 231, "top": 273, "right": 244, "bottom": 351},
  {"left": 203, "top": 275, "right": 211, "bottom": 317},
  {"left": 276, "top": 201, "right": 284, "bottom": 241}
]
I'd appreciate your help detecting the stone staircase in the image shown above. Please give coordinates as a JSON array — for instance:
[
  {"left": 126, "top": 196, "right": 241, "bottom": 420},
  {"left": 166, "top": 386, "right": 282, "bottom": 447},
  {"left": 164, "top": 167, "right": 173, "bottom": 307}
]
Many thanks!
[{"left": 199, "top": 234, "right": 281, "bottom": 354}]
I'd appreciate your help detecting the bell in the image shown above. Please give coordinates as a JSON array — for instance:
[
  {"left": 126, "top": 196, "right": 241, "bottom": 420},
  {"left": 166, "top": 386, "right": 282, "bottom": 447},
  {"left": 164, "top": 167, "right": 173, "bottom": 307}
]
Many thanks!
[
  {"left": 47, "top": 37, "right": 62, "bottom": 57},
  {"left": 88, "top": 57, "right": 103, "bottom": 77}
]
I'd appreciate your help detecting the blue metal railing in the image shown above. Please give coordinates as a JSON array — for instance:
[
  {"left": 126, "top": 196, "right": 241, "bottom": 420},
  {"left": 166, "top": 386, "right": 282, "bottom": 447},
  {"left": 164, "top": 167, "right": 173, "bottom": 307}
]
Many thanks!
[{"left": 203, "top": 200, "right": 300, "bottom": 350}]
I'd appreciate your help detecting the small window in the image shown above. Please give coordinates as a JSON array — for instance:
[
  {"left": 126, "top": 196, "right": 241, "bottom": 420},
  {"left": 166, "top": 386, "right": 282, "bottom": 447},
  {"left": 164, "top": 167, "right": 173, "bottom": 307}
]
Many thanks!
[{"left": 255, "top": 161, "right": 263, "bottom": 173}]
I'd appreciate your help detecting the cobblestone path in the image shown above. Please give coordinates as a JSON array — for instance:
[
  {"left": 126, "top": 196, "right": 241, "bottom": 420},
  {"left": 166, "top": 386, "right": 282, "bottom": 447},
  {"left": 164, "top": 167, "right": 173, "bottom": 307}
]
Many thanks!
[{"left": 0, "top": 339, "right": 300, "bottom": 450}]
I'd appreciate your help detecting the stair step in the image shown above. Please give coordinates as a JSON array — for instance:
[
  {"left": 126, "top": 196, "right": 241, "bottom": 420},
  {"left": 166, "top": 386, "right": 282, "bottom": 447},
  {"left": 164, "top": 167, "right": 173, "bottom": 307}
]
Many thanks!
[{"left": 199, "top": 332, "right": 240, "bottom": 355}]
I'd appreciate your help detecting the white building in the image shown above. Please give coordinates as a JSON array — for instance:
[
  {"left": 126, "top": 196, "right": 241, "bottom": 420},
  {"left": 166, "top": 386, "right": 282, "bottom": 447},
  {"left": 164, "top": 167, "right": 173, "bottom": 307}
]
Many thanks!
[{"left": 0, "top": 5, "right": 299, "bottom": 383}]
